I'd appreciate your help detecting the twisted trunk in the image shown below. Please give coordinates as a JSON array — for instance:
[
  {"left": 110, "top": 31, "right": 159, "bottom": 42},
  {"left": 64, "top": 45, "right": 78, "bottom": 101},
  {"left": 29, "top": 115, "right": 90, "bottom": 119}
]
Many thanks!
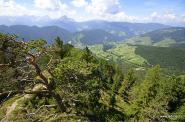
[
  {"left": 51, "top": 92, "right": 66, "bottom": 112},
  {"left": 28, "top": 54, "right": 66, "bottom": 112}
]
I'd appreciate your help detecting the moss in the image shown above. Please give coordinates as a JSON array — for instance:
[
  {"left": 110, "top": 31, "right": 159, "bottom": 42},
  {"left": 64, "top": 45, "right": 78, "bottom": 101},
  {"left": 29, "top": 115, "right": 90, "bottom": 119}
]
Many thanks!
[{"left": 0, "top": 95, "right": 21, "bottom": 118}]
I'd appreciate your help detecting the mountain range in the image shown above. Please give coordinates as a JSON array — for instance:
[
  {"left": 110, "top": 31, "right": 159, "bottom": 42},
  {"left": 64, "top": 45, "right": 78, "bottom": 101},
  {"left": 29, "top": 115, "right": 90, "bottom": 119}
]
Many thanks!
[
  {"left": 0, "top": 25, "right": 72, "bottom": 44},
  {"left": 0, "top": 15, "right": 170, "bottom": 32},
  {"left": 0, "top": 16, "right": 172, "bottom": 45}
]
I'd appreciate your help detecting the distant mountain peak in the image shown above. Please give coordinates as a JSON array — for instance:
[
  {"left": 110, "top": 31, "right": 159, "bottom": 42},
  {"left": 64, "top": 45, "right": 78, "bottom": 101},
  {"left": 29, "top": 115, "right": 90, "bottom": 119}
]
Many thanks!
[{"left": 59, "top": 16, "right": 75, "bottom": 22}]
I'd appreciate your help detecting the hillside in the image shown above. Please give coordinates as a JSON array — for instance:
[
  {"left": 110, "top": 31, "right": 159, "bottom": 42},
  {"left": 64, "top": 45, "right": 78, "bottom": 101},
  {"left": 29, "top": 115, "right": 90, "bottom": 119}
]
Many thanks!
[
  {"left": 76, "top": 21, "right": 170, "bottom": 35},
  {"left": 1, "top": 34, "right": 185, "bottom": 121},
  {"left": 90, "top": 43, "right": 185, "bottom": 72},
  {"left": 0, "top": 25, "right": 127, "bottom": 45},
  {"left": 125, "top": 27, "right": 185, "bottom": 47},
  {"left": 135, "top": 45, "right": 185, "bottom": 72},
  {"left": 89, "top": 43, "right": 147, "bottom": 66},
  {"left": 0, "top": 25, "right": 73, "bottom": 44},
  {"left": 74, "top": 29, "right": 128, "bottom": 45}
]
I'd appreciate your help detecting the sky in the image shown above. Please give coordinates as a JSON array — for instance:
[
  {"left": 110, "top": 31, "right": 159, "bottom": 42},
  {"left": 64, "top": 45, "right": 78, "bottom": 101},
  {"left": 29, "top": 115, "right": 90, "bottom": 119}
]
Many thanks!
[{"left": 0, "top": 0, "right": 185, "bottom": 25}]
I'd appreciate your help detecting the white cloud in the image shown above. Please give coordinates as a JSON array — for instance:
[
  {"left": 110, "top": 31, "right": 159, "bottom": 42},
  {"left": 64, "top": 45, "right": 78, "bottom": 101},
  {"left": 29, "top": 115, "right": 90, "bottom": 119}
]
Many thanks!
[
  {"left": 34, "top": 0, "right": 62, "bottom": 10},
  {"left": 110, "top": 12, "right": 137, "bottom": 22},
  {"left": 0, "top": 0, "right": 29, "bottom": 16},
  {"left": 0, "top": 0, "right": 76, "bottom": 19},
  {"left": 85, "top": 0, "right": 136, "bottom": 22},
  {"left": 148, "top": 11, "right": 185, "bottom": 25},
  {"left": 150, "top": 12, "right": 158, "bottom": 18},
  {"left": 150, "top": 11, "right": 176, "bottom": 21},
  {"left": 86, "top": 0, "right": 121, "bottom": 15},
  {"left": 71, "top": 0, "right": 88, "bottom": 7},
  {"left": 33, "top": 0, "right": 76, "bottom": 19}
]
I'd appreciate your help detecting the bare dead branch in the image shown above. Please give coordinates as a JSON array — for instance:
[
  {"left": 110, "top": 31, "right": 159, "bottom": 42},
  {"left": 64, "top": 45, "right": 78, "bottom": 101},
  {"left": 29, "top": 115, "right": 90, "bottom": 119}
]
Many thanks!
[
  {"left": 25, "top": 104, "right": 57, "bottom": 121},
  {"left": 0, "top": 64, "right": 10, "bottom": 66},
  {"left": 0, "top": 90, "right": 51, "bottom": 97}
]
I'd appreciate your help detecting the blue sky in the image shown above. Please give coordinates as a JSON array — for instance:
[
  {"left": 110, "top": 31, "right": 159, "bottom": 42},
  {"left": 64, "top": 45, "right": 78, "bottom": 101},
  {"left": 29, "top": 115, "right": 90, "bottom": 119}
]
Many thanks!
[
  {"left": 123, "top": 0, "right": 184, "bottom": 14},
  {"left": 0, "top": 0, "right": 185, "bottom": 25}
]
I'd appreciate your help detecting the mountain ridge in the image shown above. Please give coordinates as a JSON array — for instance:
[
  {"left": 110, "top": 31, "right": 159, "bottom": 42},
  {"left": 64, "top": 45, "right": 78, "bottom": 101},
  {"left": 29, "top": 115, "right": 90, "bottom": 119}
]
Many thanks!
[
  {"left": 0, "top": 15, "right": 170, "bottom": 32},
  {"left": 125, "top": 27, "right": 185, "bottom": 47},
  {"left": 0, "top": 25, "right": 72, "bottom": 43},
  {"left": 0, "top": 22, "right": 171, "bottom": 45}
]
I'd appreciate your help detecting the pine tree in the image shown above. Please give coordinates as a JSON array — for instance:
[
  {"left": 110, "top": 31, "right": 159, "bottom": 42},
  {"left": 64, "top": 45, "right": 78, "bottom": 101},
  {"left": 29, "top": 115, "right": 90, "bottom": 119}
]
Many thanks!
[
  {"left": 130, "top": 65, "right": 162, "bottom": 121},
  {"left": 82, "top": 46, "right": 94, "bottom": 64},
  {"left": 0, "top": 34, "right": 66, "bottom": 112},
  {"left": 118, "top": 69, "right": 136, "bottom": 103}
]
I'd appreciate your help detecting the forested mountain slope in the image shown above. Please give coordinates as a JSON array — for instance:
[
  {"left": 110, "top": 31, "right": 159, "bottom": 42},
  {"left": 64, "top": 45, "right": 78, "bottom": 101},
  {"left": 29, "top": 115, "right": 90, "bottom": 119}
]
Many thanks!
[
  {"left": 125, "top": 27, "right": 185, "bottom": 47},
  {"left": 135, "top": 45, "right": 185, "bottom": 72},
  {"left": 90, "top": 43, "right": 185, "bottom": 73},
  {"left": 0, "top": 25, "right": 73, "bottom": 44},
  {"left": 1, "top": 33, "right": 185, "bottom": 121}
]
